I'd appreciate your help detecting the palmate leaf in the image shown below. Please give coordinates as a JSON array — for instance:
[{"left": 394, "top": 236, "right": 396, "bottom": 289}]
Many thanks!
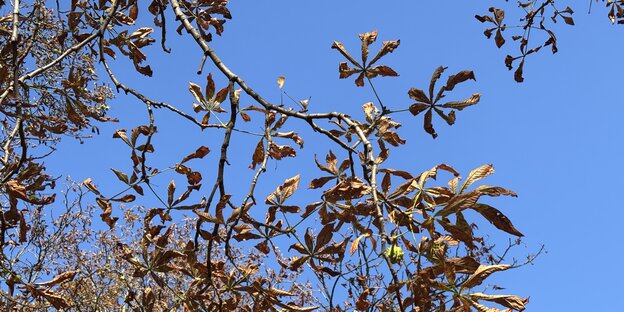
[
  {"left": 266, "top": 175, "right": 300, "bottom": 205},
  {"left": 191, "top": 74, "right": 229, "bottom": 115},
  {"left": 332, "top": 30, "right": 400, "bottom": 86}
]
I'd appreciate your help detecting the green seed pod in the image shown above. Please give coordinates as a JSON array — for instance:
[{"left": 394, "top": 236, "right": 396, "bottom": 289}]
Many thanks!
[{"left": 385, "top": 245, "right": 404, "bottom": 264}]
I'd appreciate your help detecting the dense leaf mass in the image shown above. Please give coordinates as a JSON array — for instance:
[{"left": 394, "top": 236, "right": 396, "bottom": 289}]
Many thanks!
[{"left": 0, "top": 0, "right": 615, "bottom": 311}]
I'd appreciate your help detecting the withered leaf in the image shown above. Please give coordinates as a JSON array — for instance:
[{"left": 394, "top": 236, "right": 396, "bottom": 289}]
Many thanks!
[
  {"left": 289, "top": 243, "right": 309, "bottom": 255},
  {"left": 462, "top": 264, "right": 512, "bottom": 289},
  {"left": 333, "top": 31, "right": 400, "bottom": 86},
  {"left": 429, "top": 66, "right": 447, "bottom": 99},
  {"left": 315, "top": 223, "right": 335, "bottom": 252},
  {"left": 437, "top": 190, "right": 481, "bottom": 217},
  {"left": 359, "top": 30, "right": 377, "bottom": 64},
  {"left": 440, "top": 93, "right": 480, "bottom": 110},
  {"left": 446, "top": 257, "right": 480, "bottom": 274},
  {"left": 36, "top": 270, "right": 79, "bottom": 287},
  {"left": 331, "top": 41, "right": 361, "bottom": 68},
  {"left": 129, "top": 27, "right": 152, "bottom": 39},
  {"left": 472, "top": 203, "right": 523, "bottom": 237},
  {"left": 129, "top": 1, "right": 139, "bottom": 20},
  {"left": 204, "top": 73, "right": 216, "bottom": 100},
  {"left": 40, "top": 289, "right": 71, "bottom": 309},
  {"left": 350, "top": 235, "right": 363, "bottom": 256},
  {"left": 181, "top": 146, "right": 210, "bottom": 163},
  {"left": 309, "top": 176, "right": 335, "bottom": 189},
  {"left": 362, "top": 102, "right": 378, "bottom": 123},
  {"left": 444, "top": 70, "right": 476, "bottom": 91},
  {"left": 111, "top": 168, "right": 129, "bottom": 184},
  {"left": 283, "top": 304, "right": 319, "bottom": 312},
  {"left": 274, "top": 131, "right": 304, "bottom": 148},
  {"left": 461, "top": 164, "right": 495, "bottom": 192},
  {"left": 97, "top": 197, "right": 118, "bottom": 228},
  {"left": 562, "top": 15, "right": 575, "bottom": 25},
  {"left": 434, "top": 108, "right": 456, "bottom": 126},
  {"left": 476, "top": 185, "right": 518, "bottom": 197},
  {"left": 338, "top": 62, "right": 361, "bottom": 79},
  {"left": 279, "top": 205, "right": 301, "bottom": 214},
  {"left": 369, "top": 39, "right": 400, "bottom": 65},
  {"left": 367, "top": 65, "right": 399, "bottom": 77},
  {"left": 323, "top": 177, "right": 371, "bottom": 202},
  {"left": 356, "top": 289, "right": 372, "bottom": 311},
  {"left": 136, "top": 64, "right": 153, "bottom": 77},
  {"left": 469, "top": 293, "right": 528, "bottom": 311},
  {"left": 277, "top": 76, "right": 285, "bottom": 89},
  {"left": 215, "top": 194, "right": 231, "bottom": 224},
  {"left": 438, "top": 218, "right": 475, "bottom": 249},
  {"left": 255, "top": 240, "right": 270, "bottom": 255},
  {"left": 315, "top": 150, "right": 338, "bottom": 175},
  {"left": 249, "top": 139, "right": 265, "bottom": 170},
  {"left": 19, "top": 211, "right": 29, "bottom": 243},
  {"left": 514, "top": 59, "right": 525, "bottom": 83},
  {"left": 167, "top": 180, "right": 175, "bottom": 206},
  {"left": 82, "top": 178, "right": 100, "bottom": 195},
  {"left": 423, "top": 109, "right": 437, "bottom": 139},
  {"left": 194, "top": 210, "right": 222, "bottom": 224},
  {"left": 495, "top": 29, "right": 505, "bottom": 48},
  {"left": 111, "top": 194, "right": 136, "bottom": 203},
  {"left": 289, "top": 256, "right": 309, "bottom": 270},
  {"left": 408, "top": 88, "right": 430, "bottom": 104},
  {"left": 350, "top": 233, "right": 375, "bottom": 256},
  {"left": 266, "top": 175, "right": 300, "bottom": 205}
]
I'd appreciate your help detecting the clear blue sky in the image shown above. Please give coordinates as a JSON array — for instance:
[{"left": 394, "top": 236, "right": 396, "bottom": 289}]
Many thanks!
[{"left": 47, "top": 2, "right": 623, "bottom": 310}]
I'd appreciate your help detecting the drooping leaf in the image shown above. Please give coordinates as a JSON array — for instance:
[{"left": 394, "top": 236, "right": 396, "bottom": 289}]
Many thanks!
[
  {"left": 462, "top": 264, "right": 512, "bottom": 289},
  {"left": 250, "top": 139, "right": 265, "bottom": 169},
  {"left": 423, "top": 109, "right": 437, "bottom": 139},
  {"left": 476, "top": 185, "right": 518, "bottom": 197},
  {"left": 444, "top": 70, "right": 476, "bottom": 91},
  {"left": 181, "top": 146, "right": 210, "bottom": 163},
  {"left": 82, "top": 178, "right": 100, "bottom": 195},
  {"left": 36, "top": 270, "right": 79, "bottom": 287},
  {"left": 167, "top": 180, "right": 175, "bottom": 206},
  {"left": 472, "top": 203, "right": 524, "bottom": 237},
  {"left": 469, "top": 293, "right": 528, "bottom": 311}
]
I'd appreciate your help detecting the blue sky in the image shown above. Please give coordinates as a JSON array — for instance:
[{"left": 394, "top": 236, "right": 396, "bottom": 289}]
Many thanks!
[{"left": 47, "top": 2, "right": 624, "bottom": 310}]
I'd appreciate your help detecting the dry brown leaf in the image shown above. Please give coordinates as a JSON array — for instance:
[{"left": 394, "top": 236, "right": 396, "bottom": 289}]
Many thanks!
[{"left": 462, "top": 264, "right": 512, "bottom": 289}]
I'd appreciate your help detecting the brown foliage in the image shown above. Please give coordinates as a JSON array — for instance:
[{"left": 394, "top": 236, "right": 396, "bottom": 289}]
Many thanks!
[{"left": 0, "top": 0, "right": 615, "bottom": 311}]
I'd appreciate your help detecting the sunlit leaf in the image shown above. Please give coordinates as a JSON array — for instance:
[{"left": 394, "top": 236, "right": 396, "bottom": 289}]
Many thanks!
[
  {"left": 462, "top": 264, "right": 512, "bottom": 289},
  {"left": 277, "top": 75, "right": 285, "bottom": 89}
]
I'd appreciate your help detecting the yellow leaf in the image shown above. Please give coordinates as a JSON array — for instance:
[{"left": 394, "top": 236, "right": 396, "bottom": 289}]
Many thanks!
[{"left": 277, "top": 76, "right": 285, "bottom": 89}]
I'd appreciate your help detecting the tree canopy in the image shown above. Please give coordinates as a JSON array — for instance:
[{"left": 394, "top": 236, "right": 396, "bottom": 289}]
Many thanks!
[{"left": 0, "top": 1, "right": 621, "bottom": 311}]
